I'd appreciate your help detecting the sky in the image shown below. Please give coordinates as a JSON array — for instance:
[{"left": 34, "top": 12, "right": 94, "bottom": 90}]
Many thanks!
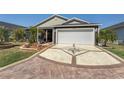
[{"left": 0, "top": 14, "right": 124, "bottom": 28}]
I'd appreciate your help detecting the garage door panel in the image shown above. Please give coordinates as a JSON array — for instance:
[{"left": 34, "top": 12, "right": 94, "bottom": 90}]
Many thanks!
[{"left": 57, "top": 29, "right": 94, "bottom": 45}]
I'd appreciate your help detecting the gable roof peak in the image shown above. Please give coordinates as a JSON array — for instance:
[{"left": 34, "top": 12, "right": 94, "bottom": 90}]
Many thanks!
[
  {"left": 34, "top": 14, "right": 68, "bottom": 27},
  {"left": 62, "top": 17, "right": 90, "bottom": 25},
  {"left": 71, "top": 17, "right": 81, "bottom": 20},
  {"left": 70, "top": 17, "right": 90, "bottom": 23},
  {"left": 52, "top": 14, "right": 68, "bottom": 20}
]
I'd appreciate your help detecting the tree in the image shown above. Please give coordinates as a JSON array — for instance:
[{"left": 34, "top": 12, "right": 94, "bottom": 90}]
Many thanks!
[
  {"left": 98, "top": 29, "right": 117, "bottom": 46},
  {"left": 3, "top": 29, "right": 9, "bottom": 42},
  {"left": 0, "top": 28, "right": 9, "bottom": 43},
  {"left": 109, "top": 30, "right": 117, "bottom": 43},
  {"left": 14, "top": 28, "right": 25, "bottom": 41},
  {"left": 0, "top": 28, "right": 4, "bottom": 43},
  {"left": 29, "top": 27, "right": 37, "bottom": 44}
]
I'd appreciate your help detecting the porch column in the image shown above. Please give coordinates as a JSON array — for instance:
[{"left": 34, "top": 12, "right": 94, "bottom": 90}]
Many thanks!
[
  {"left": 97, "top": 27, "right": 100, "bottom": 45},
  {"left": 37, "top": 27, "right": 39, "bottom": 44},
  {"left": 45, "top": 29, "right": 48, "bottom": 42},
  {"left": 56, "top": 29, "right": 58, "bottom": 44},
  {"left": 93, "top": 28, "right": 96, "bottom": 45},
  {"left": 52, "top": 29, "right": 55, "bottom": 44}
]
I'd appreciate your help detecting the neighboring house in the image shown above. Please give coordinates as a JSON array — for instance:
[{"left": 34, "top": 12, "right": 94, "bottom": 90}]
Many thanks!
[
  {"left": 0, "top": 21, "right": 26, "bottom": 36},
  {"left": 0, "top": 21, "right": 26, "bottom": 30},
  {"left": 104, "top": 22, "right": 124, "bottom": 44},
  {"left": 34, "top": 15, "right": 100, "bottom": 45}
]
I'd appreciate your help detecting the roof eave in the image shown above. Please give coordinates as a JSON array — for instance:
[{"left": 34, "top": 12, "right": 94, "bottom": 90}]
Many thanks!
[{"left": 54, "top": 24, "right": 101, "bottom": 27}]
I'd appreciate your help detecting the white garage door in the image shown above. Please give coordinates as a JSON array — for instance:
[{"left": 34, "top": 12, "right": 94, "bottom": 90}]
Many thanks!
[{"left": 57, "top": 29, "right": 95, "bottom": 45}]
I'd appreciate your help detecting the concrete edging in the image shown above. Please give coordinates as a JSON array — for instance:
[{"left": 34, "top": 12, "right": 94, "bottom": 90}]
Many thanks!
[
  {"left": 97, "top": 46, "right": 124, "bottom": 63},
  {"left": 20, "top": 46, "right": 38, "bottom": 51},
  {"left": 0, "top": 44, "right": 53, "bottom": 71}
]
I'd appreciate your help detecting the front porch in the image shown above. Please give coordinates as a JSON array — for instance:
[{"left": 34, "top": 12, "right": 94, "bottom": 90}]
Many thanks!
[{"left": 37, "top": 28, "right": 55, "bottom": 44}]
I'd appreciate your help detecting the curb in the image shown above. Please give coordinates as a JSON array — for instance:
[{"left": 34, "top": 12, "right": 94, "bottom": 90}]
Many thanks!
[
  {"left": 0, "top": 44, "right": 54, "bottom": 71},
  {"left": 97, "top": 46, "right": 124, "bottom": 63}
]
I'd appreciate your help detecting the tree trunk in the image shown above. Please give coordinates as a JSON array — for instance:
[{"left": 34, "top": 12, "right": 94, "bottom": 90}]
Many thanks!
[{"left": 103, "top": 40, "right": 107, "bottom": 47}]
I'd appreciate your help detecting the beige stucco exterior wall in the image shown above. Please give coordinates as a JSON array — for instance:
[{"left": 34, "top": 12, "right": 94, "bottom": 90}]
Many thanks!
[{"left": 37, "top": 17, "right": 67, "bottom": 27}]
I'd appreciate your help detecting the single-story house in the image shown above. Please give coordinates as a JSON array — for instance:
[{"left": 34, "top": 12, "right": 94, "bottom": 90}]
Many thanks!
[
  {"left": 104, "top": 22, "right": 124, "bottom": 44},
  {"left": 35, "top": 15, "right": 100, "bottom": 45}
]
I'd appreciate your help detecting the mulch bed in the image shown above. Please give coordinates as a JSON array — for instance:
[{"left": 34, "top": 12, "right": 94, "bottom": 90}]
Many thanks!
[{"left": 21, "top": 43, "right": 52, "bottom": 51}]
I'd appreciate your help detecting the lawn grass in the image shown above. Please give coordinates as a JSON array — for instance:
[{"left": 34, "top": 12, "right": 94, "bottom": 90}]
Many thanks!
[
  {"left": 104, "top": 44, "right": 124, "bottom": 59},
  {"left": 0, "top": 46, "right": 37, "bottom": 67}
]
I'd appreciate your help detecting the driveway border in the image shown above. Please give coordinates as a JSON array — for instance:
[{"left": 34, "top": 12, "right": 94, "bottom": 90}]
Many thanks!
[
  {"left": 0, "top": 44, "right": 54, "bottom": 72},
  {"left": 97, "top": 46, "right": 124, "bottom": 64},
  {"left": 38, "top": 54, "right": 124, "bottom": 69}
]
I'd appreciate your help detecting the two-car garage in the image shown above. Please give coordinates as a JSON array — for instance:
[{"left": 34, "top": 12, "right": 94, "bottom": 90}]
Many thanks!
[{"left": 56, "top": 28, "right": 95, "bottom": 45}]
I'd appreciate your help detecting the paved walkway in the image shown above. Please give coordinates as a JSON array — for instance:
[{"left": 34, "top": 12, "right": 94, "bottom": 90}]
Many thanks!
[{"left": 0, "top": 56, "right": 124, "bottom": 79}]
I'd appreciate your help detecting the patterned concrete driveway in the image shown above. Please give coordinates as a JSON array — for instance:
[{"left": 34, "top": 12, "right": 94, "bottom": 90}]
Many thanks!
[
  {"left": 0, "top": 44, "right": 124, "bottom": 79},
  {"left": 40, "top": 44, "right": 121, "bottom": 66}
]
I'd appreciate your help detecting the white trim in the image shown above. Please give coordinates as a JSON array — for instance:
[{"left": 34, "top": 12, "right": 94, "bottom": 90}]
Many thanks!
[
  {"left": 54, "top": 24, "right": 101, "bottom": 27},
  {"left": 55, "top": 14, "right": 69, "bottom": 20},
  {"left": 56, "top": 28, "right": 94, "bottom": 31},
  {"left": 37, "top": 26, "right": 54, "bottom": 29},
  {"left": 37, "top": 24, "right": 100, "bottom": 29},
  {"left": 74, "top": 17, "right": 90, "bottom": 24}
]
